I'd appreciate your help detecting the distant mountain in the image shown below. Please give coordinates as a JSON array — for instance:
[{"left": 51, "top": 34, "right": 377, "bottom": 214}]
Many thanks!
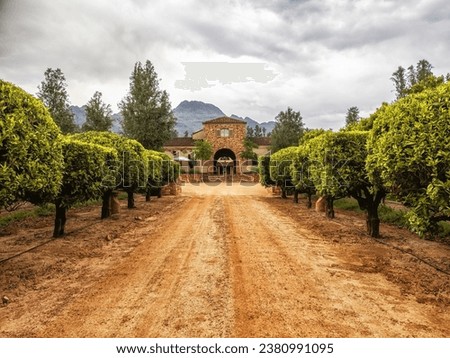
[
  {"left": 230, "top": 114, "right": 276, "bottom": 133},
  {"left": 70, "top": 100, "right": 275, "bottom": 136},
  {"left": 173, "top": 100, "right": 225, "bottom": 135},
  {"left": 70, "top": 105, "right": 87, "bottom": 128},
  {"left": 230, "top": 114, "right": 258, "bottom": 127},
  {"left": 70, "top": 105, "right": 122, "bottom": 133},
  {"left": 110, "top": 113, "right": 123, "bottom": 133},
  {"left": 173, "top": 100, "right": 276, "bottom": 135}
]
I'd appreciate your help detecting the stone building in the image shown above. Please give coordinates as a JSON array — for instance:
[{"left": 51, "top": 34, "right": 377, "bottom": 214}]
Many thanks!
[{"left": 164, "top": 116, "right": 271, "bottom": 174}]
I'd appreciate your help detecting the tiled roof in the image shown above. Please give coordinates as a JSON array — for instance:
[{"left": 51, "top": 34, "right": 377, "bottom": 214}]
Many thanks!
[
  {"left": 251, "top": 137, "right": 271, "bottom": 146},
  {"left": 164, "top": 137, "right": 195, "bottom": 147},
  {"left": 203, "top": 116, "right": 247, "bottom": 125}
]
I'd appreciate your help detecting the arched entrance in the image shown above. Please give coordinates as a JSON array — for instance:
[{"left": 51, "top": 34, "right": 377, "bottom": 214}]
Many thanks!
[{"left": 214, "top": 148, "right": 237, "bottom": 175}]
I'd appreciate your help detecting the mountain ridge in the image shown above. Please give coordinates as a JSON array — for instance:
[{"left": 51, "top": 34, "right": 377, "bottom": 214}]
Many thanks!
[
  {"left": 69, "top": 105, "right": 122, "bottom": 133},
  {"left": 173, "top": 100, "right": 276, "bottom": 135},
  {"left": 70, "top": 100, "right": 276, "bottom": 136}
]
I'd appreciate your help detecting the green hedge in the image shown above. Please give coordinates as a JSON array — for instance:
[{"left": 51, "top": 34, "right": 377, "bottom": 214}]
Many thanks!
[
  {"left": 269, "top": 146, "right": 297, "bottom": 183},
  {"left": 258, "top": 155, "right": 275, "bottom": 187},
  {"left": 0, "top": 80, "right": 64, "bottom": 208},
  {"left": 53, "top": 137, "right": 118, "bottom": 236},
  {"left": 71, "top": 131, "right": 147, "bottom": 190},
  {"left": 269, "top": 146, "right": 297, "bottom": 198},
  {"left": 367, "top": 82, "right": 450, "bottom": 236},
  {"left": 58, "top": 137, "right": 118, "bottom": 206},
  {"left": 290, "top": 145, "right": 315, "bottom": 207}
]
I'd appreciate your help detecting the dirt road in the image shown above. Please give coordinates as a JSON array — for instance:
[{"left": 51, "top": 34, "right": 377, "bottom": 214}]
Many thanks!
[{"left": 1, "top": 182, "right": 449, "bottom": 337}]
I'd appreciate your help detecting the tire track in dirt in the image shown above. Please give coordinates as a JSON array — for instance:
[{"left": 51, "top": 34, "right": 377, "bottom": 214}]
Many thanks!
[
  {"left": 224, "top": 196, "right": 450, "bottom": 337},
  {"left": 225, "top": 196, "right": 343, "bottom": 337},
  {"left": 38, "top": 196, "right": 233, "bottom": 337}
]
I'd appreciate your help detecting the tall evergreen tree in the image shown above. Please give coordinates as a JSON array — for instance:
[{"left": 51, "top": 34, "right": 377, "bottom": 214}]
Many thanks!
[
  {"left": 240, "top": 138, "right": 258, "bottom": 161},
  {"left": 392, "top": 59, "right": 437, "bottom": 98},
  {"left": 37, "top": 68, "right": 77, "bottom": 133},
  {"left": 246, "top": 126, "right": 255, "bottom": 138},
  {"left": 82, "top": 91, "right": 113, "bottom": 132},
  {"left": 270, "top": 107, "right": 304, "bottom": 153},
  {"left": 408, "top": 74, "right": 446, "bottom": 95},
  {"left": 254, "top": 124, "right": 262, "bottom": 137},
  {"left": 345, "top": 106, "right": 360, "bottom": 126},
  {"left": 391, "top": 66, "right": 408, "bottom": 99},
  {"left": 415, "top": 59, "right": 433, "bottom": 82},
  {"left": 119, "top": 60, "right": 176, "bottom": 150},
  {"left": 407, "top": 65, "right": 417, "bottom": 87}
]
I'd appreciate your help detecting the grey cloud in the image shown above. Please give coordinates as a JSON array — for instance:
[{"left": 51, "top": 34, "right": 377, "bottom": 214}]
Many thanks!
[
  {"left": 1, "top": 0, "right": 449, "bottom": 129},
  {"left": 173, "top": 7, "right": 313, "bottom": 68},
  {"left": 172, "top": 0, "right": 413, "bottom": 67},
  {"left": 2, "top": 1, "right": 155, "bottom": 81},
  {"left": 421, "top": 0, "right": 450, "bottom": 23}
]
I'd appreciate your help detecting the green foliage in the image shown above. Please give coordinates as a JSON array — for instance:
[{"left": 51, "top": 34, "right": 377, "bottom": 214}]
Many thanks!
[
  {"left": 37, "top": 68, "right": 77, "bottom": 133},
  {"left": 333, "top": 197, "right": 363, "bottom": 212},
  {"left": 269, "top": 146, "right": 297, "bottom": 184},
  {"left": 0, "top": 204, "right": 54, "bottom": 229},
  {"left": 193, "top": 140, "right": 213, "bottom": 161},
  {"left": 270, "top": 146, "right": 298, "bottom": 198},
  {"left": 70, "top": 132, "right": 178, "bottom": 204},
  {"left": 57, "top": 137, "right": 118, "bottom": 207},
  {"left": 378, "top": 205, "right": 409, "bottom": 227},
  {"left": 157, "top": 151, "right": 180, "bottom": 184},
  {"left": 343, "top": 103, "right": 391, "bottom": 132},
  {"left": 307, "top": 131, "right": 369, "bottom": 199},
  {"left": 290, "top": 145, "right": 315, "bottom": 194},
  {"left": 299, "top": 128, "right": 330, "bottom": 144},
  {"left": 119, "top": 60, "right": 176, "bottom": 150},
  {"left": 258, "top": 155, "right": 275, "bottom": 187},
  {"left": 247, "top": 125, "right": 268, "bottom": 138},
  {"left": 414, "top": 59, "right": 434, "bottom": 83},
  {"left": 70, "top": 131, "right": 147, "bottom": 190},
  {"left": 307, "top": 130, "right": 386, "bottom": 235},
  {"left": 367, "top": 82, "right": 450, "bottom": 236},
  {"left": 240, "top": 137, "right": 258, "bottom": 160},
  {"left": 407, "top": 74, "right": 447, "bottom": 95},
  {"left": 145, "top": 149, "right": 163, "bottom": 188},
  {"left": 391, "top": 59, "right": 446, "bottom": 99},
  {"left": 333, "top": 198, "right": 409, "bottom": 226},
  {"left": 0, "top": 80, "right": 64, "bottom": 207},
  {"left": 439, "top": 222, "right": 450, "bottom": 238},
  {"left": 270, "top": 107, "right": 305, "bottom": 153},
  {"left": 82, "top": 91, "right": 113, "bottom": 132},
  {"left": 345, "top": 106, "right": 360, "bottom": 127},
  {"left": 391, "top": 66, "right": 408, "bottom": 99},
  {"left": 254, "top": 124, "right": 263, "bottom": 137},
  {"left": 145, "top": 150, "right": 178, "bottom": 187}
]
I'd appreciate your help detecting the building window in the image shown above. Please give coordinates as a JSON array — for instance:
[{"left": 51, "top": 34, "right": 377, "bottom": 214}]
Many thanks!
[{"left": 220, "top": 128, "right": 230, "bottom": 137}]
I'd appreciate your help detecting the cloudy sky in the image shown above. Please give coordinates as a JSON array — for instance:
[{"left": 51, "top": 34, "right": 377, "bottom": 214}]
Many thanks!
[{"left": 1, "top": 0, "right": 449, "bottom": 129}]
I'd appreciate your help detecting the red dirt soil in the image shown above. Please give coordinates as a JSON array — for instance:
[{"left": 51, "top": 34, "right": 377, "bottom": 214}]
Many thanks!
[{"left": 0, "top": 182, "right": 449, "bottom": 337}]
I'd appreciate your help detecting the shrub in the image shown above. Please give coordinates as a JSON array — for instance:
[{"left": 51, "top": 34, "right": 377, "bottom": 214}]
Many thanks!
[
  {"left": 53, "top": 137, "right": 118, "bottom": 236},
  {"left": 0, "top": 80, "right": 64, "bottom": 208},
  {"left": 70, "top": 131, "right": 147, "bottom": 212},
  {"left": 367, "top": 82, "right": 450, "bottom": 237},
  {"left": 269, "top": 146, "right": 297, "bottom": 198}
]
